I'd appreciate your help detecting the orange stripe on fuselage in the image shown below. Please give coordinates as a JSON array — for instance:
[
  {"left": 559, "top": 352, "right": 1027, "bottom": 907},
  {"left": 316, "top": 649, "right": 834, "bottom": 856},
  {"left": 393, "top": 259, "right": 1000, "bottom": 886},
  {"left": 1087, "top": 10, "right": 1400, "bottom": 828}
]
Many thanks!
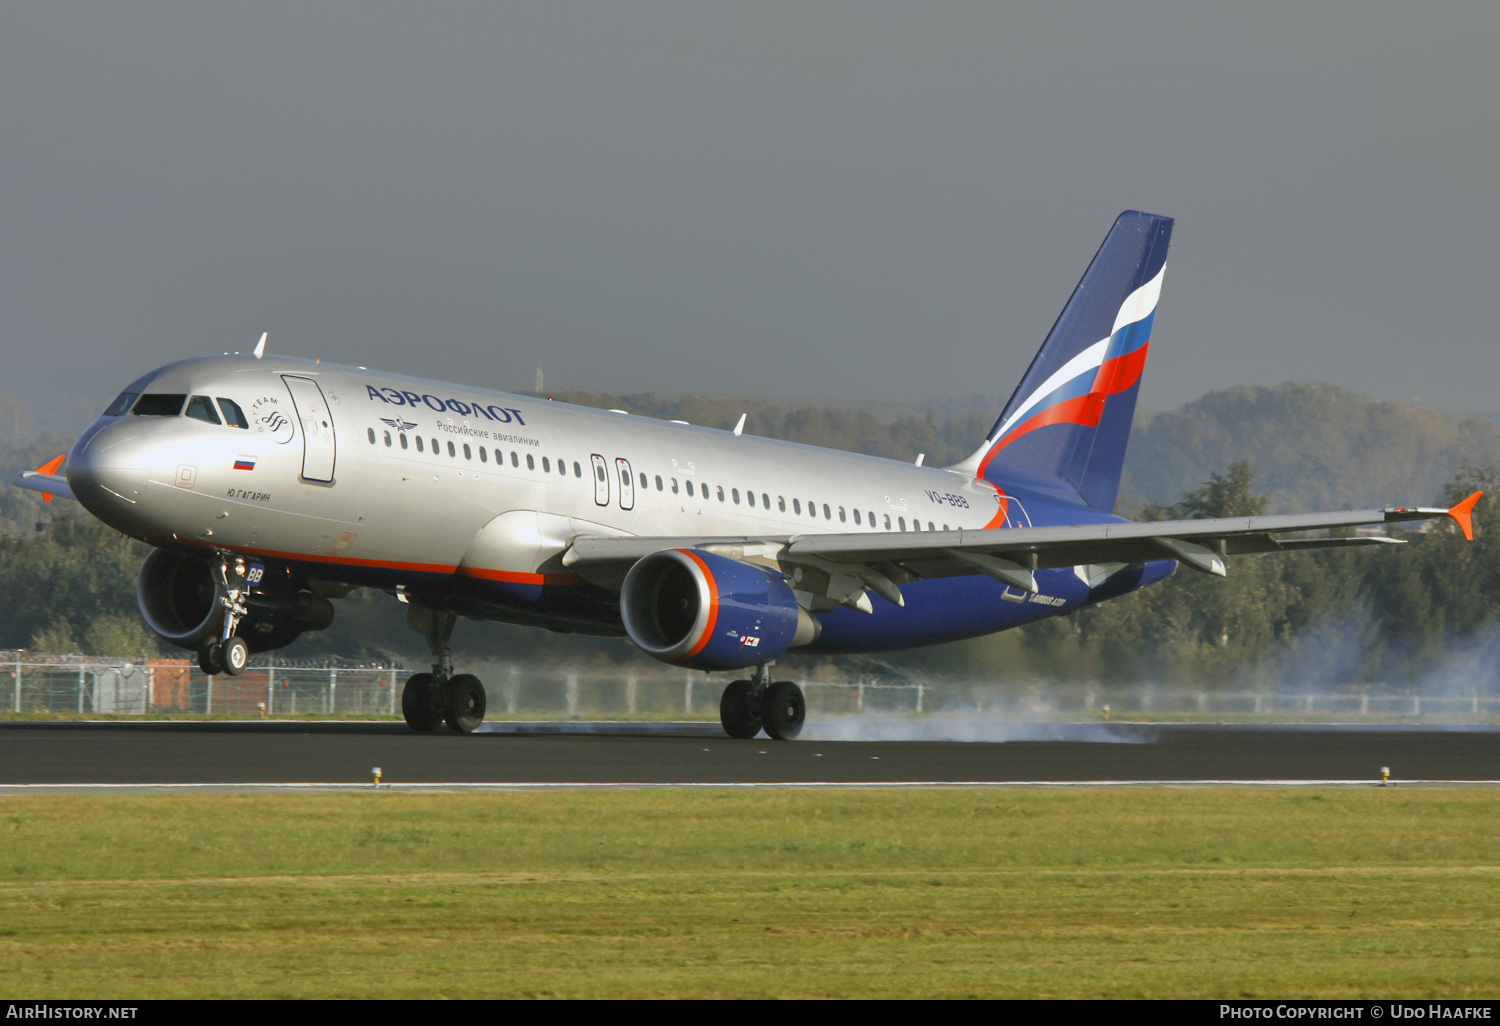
[
  {"left": 679, "top": 549, "right": 720, "bottom": 660},
  {"left": 457, "top": 566, "right": 584, "bottom": 586},
  {"left": 982, "top": 480, "right": 1010, "bottom": 529},
  {"left": 182, "top": 544, "right": 581, "bottom": 586}
]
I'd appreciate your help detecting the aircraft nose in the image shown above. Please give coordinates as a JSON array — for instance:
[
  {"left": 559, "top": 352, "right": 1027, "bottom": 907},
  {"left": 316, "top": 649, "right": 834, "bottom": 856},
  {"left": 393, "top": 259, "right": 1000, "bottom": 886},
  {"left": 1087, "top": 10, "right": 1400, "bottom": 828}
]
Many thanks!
[{"left": 66, "top": 421, "right": 151, "bottom": 530}]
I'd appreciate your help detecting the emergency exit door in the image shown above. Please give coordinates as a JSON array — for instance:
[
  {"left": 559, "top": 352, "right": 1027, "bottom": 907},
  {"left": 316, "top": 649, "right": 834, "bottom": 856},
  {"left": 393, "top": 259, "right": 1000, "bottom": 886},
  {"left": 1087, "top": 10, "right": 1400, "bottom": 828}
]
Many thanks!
[
  {"left": 615, "top": 458, "right": 635, "bottom": 510},
  {"left": 590, "top": 454, "right": 609, "bottom": 506},
  {"left": 281, "top": 375, "right": 337, "bottom": 483}
]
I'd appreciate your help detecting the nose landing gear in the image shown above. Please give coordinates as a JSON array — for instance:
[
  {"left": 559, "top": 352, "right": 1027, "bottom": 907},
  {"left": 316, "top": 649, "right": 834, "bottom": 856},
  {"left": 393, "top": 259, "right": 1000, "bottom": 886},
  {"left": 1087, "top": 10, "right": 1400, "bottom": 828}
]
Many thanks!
[
  {"left": 400, "top": 604, "right": 488, "bottom": 734},
  {"left": 199, "top": 556, "right": 254, "bottom": 676},
  {"left": 719, "top": 663, "right": 806, "bottom": 740}
]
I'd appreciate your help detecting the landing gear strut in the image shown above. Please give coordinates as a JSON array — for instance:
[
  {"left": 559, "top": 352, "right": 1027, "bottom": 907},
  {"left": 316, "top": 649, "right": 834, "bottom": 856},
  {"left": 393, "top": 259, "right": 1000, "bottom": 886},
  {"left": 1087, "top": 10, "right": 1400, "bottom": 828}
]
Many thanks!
[
  {"left": 719, "top": 663, "right": 806, "bottom": 741},
  {"left": 400, "top": 604, "right": 487, "bottom": 734},
  {"left": 199, "top": 555, "right": 252, "bottom": 677}
]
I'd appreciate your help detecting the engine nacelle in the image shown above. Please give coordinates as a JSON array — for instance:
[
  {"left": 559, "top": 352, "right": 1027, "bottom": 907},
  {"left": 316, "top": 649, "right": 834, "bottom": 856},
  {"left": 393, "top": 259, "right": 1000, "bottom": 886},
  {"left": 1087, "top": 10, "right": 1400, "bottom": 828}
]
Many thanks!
[
  {"left": 137, "top": 548, "right": 335, "bottom": 653},
  {"left": 620, "top": 548, "right": 806, "bottom": 670}
]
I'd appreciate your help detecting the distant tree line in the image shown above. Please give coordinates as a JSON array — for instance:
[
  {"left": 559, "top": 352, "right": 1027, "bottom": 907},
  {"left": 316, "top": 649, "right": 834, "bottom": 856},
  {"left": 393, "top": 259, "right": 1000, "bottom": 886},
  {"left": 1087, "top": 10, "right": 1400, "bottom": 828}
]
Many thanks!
[{"left": 2, "top": 383, "right": 1497, "bottom": 690}]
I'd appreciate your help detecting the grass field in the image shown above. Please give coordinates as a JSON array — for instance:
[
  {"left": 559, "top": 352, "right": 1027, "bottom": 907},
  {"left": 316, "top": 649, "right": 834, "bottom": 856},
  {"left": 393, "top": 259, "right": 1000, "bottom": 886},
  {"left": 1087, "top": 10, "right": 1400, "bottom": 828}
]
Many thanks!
[{"left": 2, "top": 788, "right": 1498, "bottom": 998}]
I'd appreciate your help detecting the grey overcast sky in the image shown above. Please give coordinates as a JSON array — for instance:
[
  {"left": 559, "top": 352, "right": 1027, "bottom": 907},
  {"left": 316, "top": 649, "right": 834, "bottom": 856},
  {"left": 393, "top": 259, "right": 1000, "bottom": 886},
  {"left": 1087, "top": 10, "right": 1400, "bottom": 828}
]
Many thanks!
[{"left": 2, "top": 2, "right": 1497, "bottom": 428}]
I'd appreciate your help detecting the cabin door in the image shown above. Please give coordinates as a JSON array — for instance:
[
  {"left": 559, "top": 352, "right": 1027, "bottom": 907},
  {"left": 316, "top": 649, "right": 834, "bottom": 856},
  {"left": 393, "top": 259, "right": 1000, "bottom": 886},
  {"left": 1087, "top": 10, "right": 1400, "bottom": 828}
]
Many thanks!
[{"left": 281, "top": 375, "right": 337, "bottom": 483}]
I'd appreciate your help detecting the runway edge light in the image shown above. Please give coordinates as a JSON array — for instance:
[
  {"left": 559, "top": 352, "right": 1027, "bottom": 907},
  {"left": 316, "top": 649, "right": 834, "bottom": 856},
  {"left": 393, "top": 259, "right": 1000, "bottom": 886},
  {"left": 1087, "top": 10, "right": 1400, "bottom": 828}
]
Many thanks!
[
  {"left": 373, "top": 767, "right": 382, "bottom": 788},
  {"left": 1381, "top": 766, "right": 1391, "bottom": 787}
]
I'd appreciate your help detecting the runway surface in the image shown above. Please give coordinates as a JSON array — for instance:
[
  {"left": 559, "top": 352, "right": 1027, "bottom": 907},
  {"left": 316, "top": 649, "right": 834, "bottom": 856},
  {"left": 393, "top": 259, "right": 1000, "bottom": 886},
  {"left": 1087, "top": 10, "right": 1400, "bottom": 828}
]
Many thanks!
[{"left": 1, "top": 720, "right": 1497, "bottom": 788}]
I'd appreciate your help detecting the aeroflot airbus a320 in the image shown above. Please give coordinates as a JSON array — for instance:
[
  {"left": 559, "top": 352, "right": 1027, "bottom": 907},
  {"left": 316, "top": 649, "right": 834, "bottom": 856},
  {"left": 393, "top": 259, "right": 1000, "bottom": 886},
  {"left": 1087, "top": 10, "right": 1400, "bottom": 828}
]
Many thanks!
[{"left": 16, "top": 211, "right": 1482, "bottom": 739}]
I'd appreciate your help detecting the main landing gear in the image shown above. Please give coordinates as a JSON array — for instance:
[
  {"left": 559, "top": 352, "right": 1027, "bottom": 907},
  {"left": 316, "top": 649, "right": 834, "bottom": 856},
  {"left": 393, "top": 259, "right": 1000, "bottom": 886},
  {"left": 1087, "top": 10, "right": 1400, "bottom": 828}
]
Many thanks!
[
  {"left": 400, "top": 606, "right": 487, "bottom": 734},
  {"left": 198, "top": 555, "right": 252, "bottom": 677},
  {"left": 720, "top": 663, "right": 806, "bottom": 741}
]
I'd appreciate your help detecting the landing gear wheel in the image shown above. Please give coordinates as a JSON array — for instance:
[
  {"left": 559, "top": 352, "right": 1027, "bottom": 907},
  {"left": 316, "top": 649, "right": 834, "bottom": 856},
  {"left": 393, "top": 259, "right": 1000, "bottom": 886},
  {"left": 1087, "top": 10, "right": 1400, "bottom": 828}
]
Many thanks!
[
  {"left": 198, "top": 640, "right": 225, "bottom": 676},
  {"left": 401, "top": 672, "right": 444, "bottom": 732},
  {"left": 221, "top": 636, "right": 250, "bottom": 677},
  {"left": 720, "top": 680, "right": 763, "bottom": 739},
  {"left": 444, "top": 674, "right": 487, "bottom": 733},
  {"left": 761, "top": 681, "right": 806, "bottom": 741}
]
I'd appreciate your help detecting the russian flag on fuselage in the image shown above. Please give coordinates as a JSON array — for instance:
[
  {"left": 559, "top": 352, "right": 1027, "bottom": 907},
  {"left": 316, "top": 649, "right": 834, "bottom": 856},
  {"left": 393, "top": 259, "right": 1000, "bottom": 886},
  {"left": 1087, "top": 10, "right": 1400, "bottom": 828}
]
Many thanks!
[{"left": 977, "top": 211, "right": 1172, "bottom": 513}]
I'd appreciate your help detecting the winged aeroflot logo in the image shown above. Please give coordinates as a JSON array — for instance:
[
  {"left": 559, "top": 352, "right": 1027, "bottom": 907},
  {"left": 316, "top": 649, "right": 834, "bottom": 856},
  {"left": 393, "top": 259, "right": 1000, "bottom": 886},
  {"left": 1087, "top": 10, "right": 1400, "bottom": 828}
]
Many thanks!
[{"left": 381, "top": 417, "right": 419, "bottom": 432}]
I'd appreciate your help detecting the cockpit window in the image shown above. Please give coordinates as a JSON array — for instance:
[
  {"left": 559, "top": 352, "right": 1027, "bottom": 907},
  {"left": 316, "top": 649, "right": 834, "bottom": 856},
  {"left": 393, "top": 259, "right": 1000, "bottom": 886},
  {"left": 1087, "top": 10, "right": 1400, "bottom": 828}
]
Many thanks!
[
  {"left": 132, "top": 394, "right": 187, "bottom": 417},
  {"left": 185, "top": 395, "right": 222, "bottom": 425},
  {"left": 103, "top": 392, "right": 139, "bottom": 417},
  {"left": 216, "top": 398, "right": 249, "bottom": 429}
]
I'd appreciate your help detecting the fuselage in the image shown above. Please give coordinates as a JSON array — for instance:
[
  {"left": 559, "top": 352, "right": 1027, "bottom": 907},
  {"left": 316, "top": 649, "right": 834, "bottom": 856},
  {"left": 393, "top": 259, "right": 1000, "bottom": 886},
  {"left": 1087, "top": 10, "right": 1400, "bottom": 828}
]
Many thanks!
[{"left": 66, "top": 353, "right": 1175, "bottom": 654}]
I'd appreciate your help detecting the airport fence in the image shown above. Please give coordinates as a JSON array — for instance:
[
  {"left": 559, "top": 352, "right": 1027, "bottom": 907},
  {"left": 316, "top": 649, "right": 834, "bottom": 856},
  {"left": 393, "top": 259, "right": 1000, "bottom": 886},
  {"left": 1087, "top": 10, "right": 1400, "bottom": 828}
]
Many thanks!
[{"left": 2, "top": 651, "right": 1497, "bottom": 718}]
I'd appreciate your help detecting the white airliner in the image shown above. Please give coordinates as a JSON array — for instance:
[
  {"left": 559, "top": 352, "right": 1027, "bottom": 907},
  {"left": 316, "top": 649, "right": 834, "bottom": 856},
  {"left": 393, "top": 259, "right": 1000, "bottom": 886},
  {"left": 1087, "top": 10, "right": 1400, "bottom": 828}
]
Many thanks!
[{"left": 15, "top": 212, "right": 1479, "bottom": 738}]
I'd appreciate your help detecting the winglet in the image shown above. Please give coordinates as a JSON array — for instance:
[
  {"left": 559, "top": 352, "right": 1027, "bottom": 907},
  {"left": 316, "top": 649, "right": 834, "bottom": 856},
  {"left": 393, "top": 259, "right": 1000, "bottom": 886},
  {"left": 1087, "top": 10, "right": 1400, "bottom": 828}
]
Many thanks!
[
  {"left": 1447, "top": 491, "right": 1483, "bottom": 541},
  {"left": 732, "top": 413, "right": 746, "bottom": 437},
  {"left": 254, "top": 332, "right": 267, "bottom": 359},
  {"left": 36, "top": 454, "right": 64, "bottom": 503}
]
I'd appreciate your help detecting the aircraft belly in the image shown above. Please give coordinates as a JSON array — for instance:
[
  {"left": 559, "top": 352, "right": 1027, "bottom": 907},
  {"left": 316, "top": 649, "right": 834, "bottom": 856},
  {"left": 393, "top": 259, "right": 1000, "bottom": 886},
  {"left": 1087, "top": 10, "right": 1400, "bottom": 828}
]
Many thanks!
[{"left": 805, "top": 569, "right": 1089, "bottom": 653}]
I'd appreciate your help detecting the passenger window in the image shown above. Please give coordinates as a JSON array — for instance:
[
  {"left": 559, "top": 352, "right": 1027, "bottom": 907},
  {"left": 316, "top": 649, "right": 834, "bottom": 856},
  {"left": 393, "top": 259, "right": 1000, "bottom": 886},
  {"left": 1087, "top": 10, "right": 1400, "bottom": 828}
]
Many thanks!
[
  {"left": 448, "top": 441, "right": 457, "bottom": 458},
  {"left": 655, "top": 475, "right": 663, "bottom": 491},
  {"left": 479, "top": 447, "right": 487, "bottom": 462},
  {"left": 762, "top": 493, "right": 770, "bottom": 509},
  {"left": 417, "top": 437, "right": 425, "bottom": 453},
  {"left": 732, "top": 489, "right": 740, "bottom": 504},
  {"left": 216, "top": 398, "right": 249, "bottom": 429},
  {"left": 778, "top": 496, "right": 786, "bottom": 512},
  {"left": 884, "top": 514, "right": 891, "bottom": 530},
  {"left": 560, "top": 460, "right": 568, "bottom": 476},
  {"left": 686, "top": 480, "right": 695, "bottom": 497},
  {"left": 511, "top": 452, "right": 519, "bottom": 467},
  {"left": 186, "top": 395, "right": 221, "bottom": 423},
  {"left": 792, "top": 499, "right": 800, "bottom": 514},
  {"left": 132, "top": 394, "right": 186, "bottom": 417},
  {"left": 384, "top": 431, "right": 393, "bottom": 447},
  {"left": 808, "top": 500, "right": 816, "bottom": 517},
  {"left": 639, "top": 472, "right": 647, "bottom": 489},
  {"left": 747, "top": 491, "right": 755, "bottom": 507},
  {"left": 400, "top": 433, "right": 409, "bottom": 449},
  {"left": 854, "top": 509, "right": 861, "bottom": 525},
  {"left": 671, "top": 478, "right": 679, "bottom": 494},
  {"left": 823, "top": 503, "right": 831, "bottom": 519},
  {"left": 431, "top": 438, "right": 439, "bottom": 454},
  {"left": 838, "top": 507, "right": 846, "bottom": 522},
  {"left": 527, "top": 454, "right": 535, "bottom": 470},
  {"left": 929, "top": 522, "right": 935, "bottom": 532},
  {"left": 542, "top": 457, "right": 551, "bottom": 472},
  {"left": 596, "top": 464, "right": 605, "bottom": 481},
  {"left": 464, "top": 444, "right": 472, "bottom": 460},
  {"left": 899, "top": 517, "right": 906, "bottom": 531},
  {"left": 574, "top": 462, "right": 583, "bottom": 478},
  {"left": 367, "top": 428, "right": 376, "bottom": 444},
  {"left": 913, "top": 521, "right": 921, "bottom": 532},
  {"left": 104, "top": 392, "right": 140, "bottom": 417},
  {"left": 869, "top": 511, "right": 876, "bottom": 527}
]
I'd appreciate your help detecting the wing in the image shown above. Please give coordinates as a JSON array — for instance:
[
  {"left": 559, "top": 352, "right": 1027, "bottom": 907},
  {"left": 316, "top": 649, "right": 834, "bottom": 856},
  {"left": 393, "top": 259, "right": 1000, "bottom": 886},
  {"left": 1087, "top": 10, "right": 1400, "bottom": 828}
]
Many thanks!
[
  {"left": 11, "top": 455, "right": 74, "bottom": 502},
  {"left": 561, "top": 493, "right": 1482, "bottom": 610}
]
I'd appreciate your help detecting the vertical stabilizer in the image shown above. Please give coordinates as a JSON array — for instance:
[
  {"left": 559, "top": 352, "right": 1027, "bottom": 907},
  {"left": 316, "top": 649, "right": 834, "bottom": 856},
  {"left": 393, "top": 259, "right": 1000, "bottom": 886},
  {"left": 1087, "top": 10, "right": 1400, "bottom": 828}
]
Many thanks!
[{"left": 952, "top": 210, "right": 1172, "bottom": 512}]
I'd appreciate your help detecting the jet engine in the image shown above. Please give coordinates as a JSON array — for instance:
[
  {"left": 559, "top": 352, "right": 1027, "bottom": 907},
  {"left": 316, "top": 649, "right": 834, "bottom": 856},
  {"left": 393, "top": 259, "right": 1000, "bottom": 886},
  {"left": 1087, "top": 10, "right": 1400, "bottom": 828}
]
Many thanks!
[
  {"left": 620, "top": 548, "right": 812, "bottom": 671},
  {"left": 136, "top": 547, "right": 335, "bottom": 653}
]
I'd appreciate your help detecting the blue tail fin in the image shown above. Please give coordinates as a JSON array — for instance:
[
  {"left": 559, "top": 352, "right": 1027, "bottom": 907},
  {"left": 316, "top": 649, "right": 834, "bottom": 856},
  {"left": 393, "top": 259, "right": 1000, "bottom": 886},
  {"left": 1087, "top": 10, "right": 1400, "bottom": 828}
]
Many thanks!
[{"left": 955, "top": 210, "right": 1173, "bottom": 512}]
